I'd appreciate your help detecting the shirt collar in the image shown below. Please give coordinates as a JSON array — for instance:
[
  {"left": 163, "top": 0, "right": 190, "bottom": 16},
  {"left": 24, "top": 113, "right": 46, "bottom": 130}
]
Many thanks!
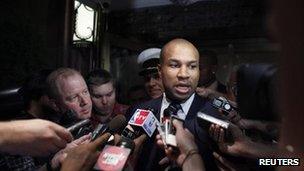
[{"left": 180, "top": 93, "right": 195, "bottom": 114}]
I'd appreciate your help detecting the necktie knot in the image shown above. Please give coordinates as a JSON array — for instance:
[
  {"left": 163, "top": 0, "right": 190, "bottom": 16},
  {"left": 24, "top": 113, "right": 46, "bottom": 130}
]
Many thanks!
[{"left": 164, "top": 102, "right": 182, "bottom": 117}]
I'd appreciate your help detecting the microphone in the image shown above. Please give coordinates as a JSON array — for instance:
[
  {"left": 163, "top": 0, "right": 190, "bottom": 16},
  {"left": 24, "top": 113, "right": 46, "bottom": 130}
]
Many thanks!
[
  {"left": 117, "top": 109, "right": 159, "bottom": 152},
  {"left": 91, "top": 115, "right": 127, "bottom": 141},
  {"left": 160, "top": 106, "right": 184, "bottom": 148},
  {"left": 95, "top": 109, "right": 159, "bottom": 171},
  {"left": 127, "top": 109, "right": 158, "bottom": 137},
  {"left": 67, "top": 119, "right": 91, "bottom": 132},
  {"left": 96, "top": 144, "right": 132, "bottom": 171},
  {"left": 197, "top": 111, "right": 229, "bottom": 129}
]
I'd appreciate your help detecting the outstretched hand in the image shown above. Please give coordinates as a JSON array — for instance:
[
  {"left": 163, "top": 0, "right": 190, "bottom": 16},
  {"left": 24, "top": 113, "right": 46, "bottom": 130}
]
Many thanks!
[
  {"left": 209, "top": 123, "right": 250, "bottom": 157},
  {"left": 156, "top": 119, "right": 198, "bottom": 166},
  {"left": 0, "top": 119, "right": 73, "bottom": 157},
  {"left": 60, "top": 133, "right": 111, "bottom": 171}
]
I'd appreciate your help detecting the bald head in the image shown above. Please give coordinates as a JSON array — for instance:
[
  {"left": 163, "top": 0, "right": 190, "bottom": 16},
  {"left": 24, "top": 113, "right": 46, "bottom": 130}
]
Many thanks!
[
  {"left": 158, "top": 38, "right": 200, "bottom": 102},
  {"left": 160, "top": 38, "right": 199, "bottom": 64}
]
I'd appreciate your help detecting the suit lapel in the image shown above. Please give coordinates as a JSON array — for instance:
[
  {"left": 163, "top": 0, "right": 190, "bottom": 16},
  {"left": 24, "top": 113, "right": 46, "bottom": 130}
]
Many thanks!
[
  {"left": 153, "top": 97, "right": 162, "bottom": 120},
  {"left": 186, "top": 94, "right": 207, "bottom": 120},
  {"left": 145, "top": 96, "right": 162, "bottom": 120}
]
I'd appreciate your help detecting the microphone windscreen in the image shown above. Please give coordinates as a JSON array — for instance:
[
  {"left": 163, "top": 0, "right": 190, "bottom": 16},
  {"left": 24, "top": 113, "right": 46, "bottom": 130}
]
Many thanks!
[{"left": 108, "top": 115, "right": 127, "bottom": 134}]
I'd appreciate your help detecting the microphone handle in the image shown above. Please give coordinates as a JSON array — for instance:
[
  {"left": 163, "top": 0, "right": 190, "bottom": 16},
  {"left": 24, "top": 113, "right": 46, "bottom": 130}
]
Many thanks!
[
  {"left": 67, "top": 119, "right": 91, "bottom": 132},
  {"left": 91, "top": 124, "right": 108, "bottom": 141}
]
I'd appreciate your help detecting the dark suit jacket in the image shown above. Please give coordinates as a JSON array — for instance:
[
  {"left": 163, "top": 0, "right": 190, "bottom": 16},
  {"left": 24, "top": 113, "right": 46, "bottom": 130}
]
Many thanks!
[{"left": 126, "top": 93, "right": 221, "bottom": 171}]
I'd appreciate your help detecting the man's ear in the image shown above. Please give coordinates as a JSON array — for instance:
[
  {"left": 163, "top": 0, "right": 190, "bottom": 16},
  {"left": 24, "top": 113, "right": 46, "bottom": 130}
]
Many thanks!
[{"left": 49, "top": 98, "right": 60, "bottom": 112}]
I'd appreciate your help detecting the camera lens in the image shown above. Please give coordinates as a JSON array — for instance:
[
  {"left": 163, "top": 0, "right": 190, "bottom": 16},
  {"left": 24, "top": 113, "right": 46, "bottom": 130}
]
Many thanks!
[{"left": 224, "top": 104, "right": 231, "bottom": 111}]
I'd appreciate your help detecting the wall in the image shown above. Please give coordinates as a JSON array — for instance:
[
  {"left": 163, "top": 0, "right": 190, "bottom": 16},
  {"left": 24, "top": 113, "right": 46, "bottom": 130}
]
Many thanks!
[{"left": 0, "top": 0, "right": 66, "bottom": 89}]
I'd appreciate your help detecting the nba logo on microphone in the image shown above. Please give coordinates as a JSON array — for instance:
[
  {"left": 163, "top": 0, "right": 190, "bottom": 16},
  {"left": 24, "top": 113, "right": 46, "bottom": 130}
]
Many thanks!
[
  {"left": 129, "top": 109, "right": 158, "bottom": 137},
  {"left": 134, "top": 110, "right": 149, "bottom": 125}
]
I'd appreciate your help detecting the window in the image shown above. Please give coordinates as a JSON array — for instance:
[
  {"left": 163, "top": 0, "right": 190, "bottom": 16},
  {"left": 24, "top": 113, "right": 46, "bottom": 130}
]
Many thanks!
[{"left": 73, "top": 0, "right": 95, "bottom": 43}]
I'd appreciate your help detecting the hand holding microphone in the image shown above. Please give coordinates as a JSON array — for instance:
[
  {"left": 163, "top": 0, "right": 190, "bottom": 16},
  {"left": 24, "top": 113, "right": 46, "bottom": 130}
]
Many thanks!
[
  {"left": 0, "top": 119, "right": 73, "bottom": 157},
  {"left": 209, "top": 122, "right": 278, "bottom": 159},
  {"left": 61, "top": 133, "right": 111, "bottom": 171},
  {"left": 51, "top": 134, "right": 91, "bottom": 170},
  {"left": 156, "top": 119, "right": 205, "bottom": 170},
  {"left": 209, "top": 122, "right": 253, "bottom": 157},
  {"left": 60, "top": 115, "right": 127, "bottom": 171},
  {"left": 91, "top": 115, "right": 127, "bottom": 141},
  {"left": 156, "top": 119, "right": 197, "bottom": 164},
  {"left": 95, "top": 109, "right": 157, "bottom": 171}
]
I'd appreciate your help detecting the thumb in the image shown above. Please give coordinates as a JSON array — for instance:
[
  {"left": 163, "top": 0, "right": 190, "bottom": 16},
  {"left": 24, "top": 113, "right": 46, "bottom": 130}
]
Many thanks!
[
  {"left": 73, "top": 134, "right": 91, "bottom": 145},
  {"left": 59, "top": 153, "right": 68, "bottom": 163},
  {"left": 172, "top": 119, "right": 183, "bottom": 131},
  {"left": 91, "top": 133, "right": 111, "bottom": 150}
]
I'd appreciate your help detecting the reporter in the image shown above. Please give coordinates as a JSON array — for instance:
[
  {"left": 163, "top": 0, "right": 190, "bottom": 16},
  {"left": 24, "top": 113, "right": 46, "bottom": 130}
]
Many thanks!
[
  {"left": 0, "top": 119, "right": 73, "bottom": 157},
  {"left": 60, "top": 133, "right": 111, "bottom": 171},
  {"left": 156, "top": 119, "right": 205, "bottom": 171}
]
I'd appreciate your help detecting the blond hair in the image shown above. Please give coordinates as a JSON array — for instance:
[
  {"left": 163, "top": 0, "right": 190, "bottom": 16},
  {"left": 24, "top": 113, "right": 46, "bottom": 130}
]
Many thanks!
[{"left": 46, "top": 68, "right": 82, "bottom": 99}]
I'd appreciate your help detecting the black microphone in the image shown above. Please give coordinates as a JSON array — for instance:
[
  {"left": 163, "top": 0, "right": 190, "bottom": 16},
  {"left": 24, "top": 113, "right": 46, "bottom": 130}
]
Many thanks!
[
  {"left": 116, "top": 108, "right": 159, "bottom": 154},
  {"left": 67, "top": 119, "right": 91, "bottom": 132},
  {"left": 91, "top": 115, "right": 127, "bottom": 141}
]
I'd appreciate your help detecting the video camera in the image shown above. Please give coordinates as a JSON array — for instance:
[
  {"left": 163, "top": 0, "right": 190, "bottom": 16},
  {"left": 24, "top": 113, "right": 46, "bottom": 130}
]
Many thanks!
[{"left": 212, "top": 96, "right": 232, "bottom": 114}]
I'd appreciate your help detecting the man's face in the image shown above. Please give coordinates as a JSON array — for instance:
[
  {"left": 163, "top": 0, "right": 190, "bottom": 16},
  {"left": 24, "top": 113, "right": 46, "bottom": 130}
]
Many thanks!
[
  {"left": 143, "top": 72, "right": 163, "bottom": 99},
  {"left": 56, "top": 74, "right": 92, "bottom": 119},
  {"left": 198, "top": 63, "right": 216, "bottom": 87},
  {"left": 90, "top": 82, "right": 116, "bottom": 116},
  {"left": 159, "top": 43, "right": 199, "bottom": 102}
]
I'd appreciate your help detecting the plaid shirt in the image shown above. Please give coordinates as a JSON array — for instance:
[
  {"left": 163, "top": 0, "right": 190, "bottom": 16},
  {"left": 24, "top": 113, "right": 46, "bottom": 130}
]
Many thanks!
[
  {"left": 0, "top": 111, "right": 41, "bottom": 171},
  {"left": 0, "top": 154, "right": 38, "bottom": 171}
]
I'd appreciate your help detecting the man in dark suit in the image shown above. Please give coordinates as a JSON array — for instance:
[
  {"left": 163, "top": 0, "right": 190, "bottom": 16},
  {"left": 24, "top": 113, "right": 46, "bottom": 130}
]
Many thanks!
[{"left": 127, "top": 38, "right": 221, "bottom": 170}]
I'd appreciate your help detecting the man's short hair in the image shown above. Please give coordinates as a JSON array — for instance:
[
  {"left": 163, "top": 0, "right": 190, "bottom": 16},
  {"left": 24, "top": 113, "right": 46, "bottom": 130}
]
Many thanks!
[
  {"left": 160, "top": 38, "right": 199, "bottom": 64},
  {"left": 46, "top": 68, "right": 81, "bottom": 99},
  {"left": 86, "top": 69, "right": 115, "bottom": 89},
  {"left": 19, "top": 69, "right": 53, "bottom": 107}
]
